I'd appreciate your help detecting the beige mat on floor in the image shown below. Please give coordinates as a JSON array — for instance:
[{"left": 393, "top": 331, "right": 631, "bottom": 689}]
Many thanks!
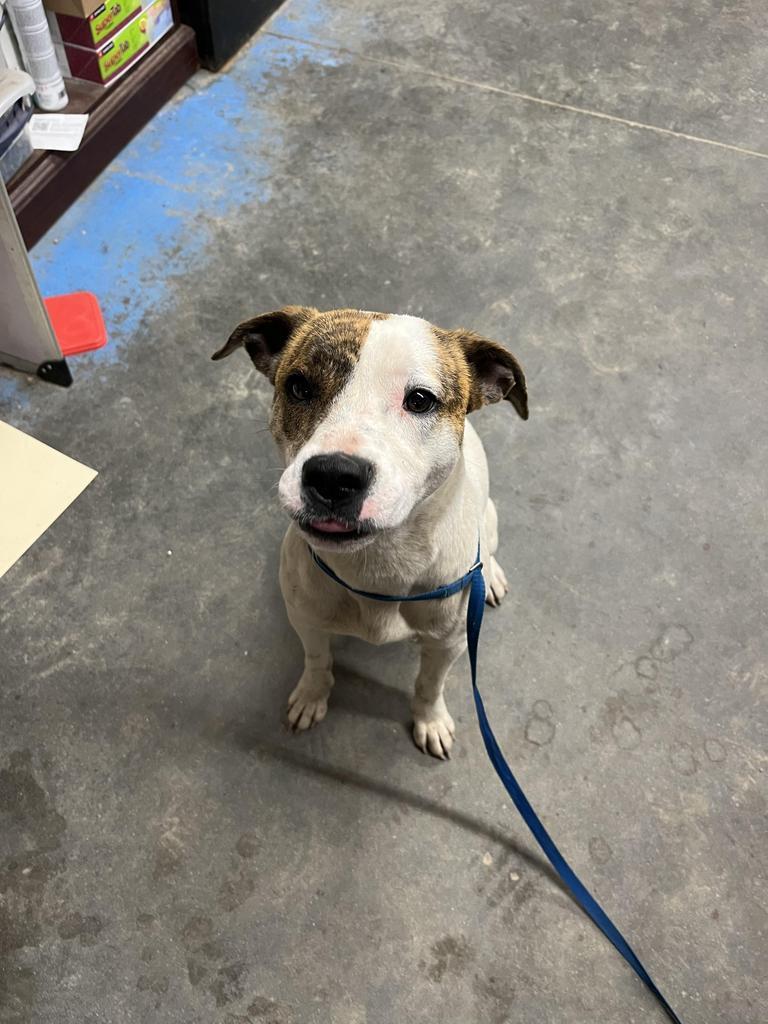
[{"left": 0, "top": 420, "right": 97, "bottom": 578}]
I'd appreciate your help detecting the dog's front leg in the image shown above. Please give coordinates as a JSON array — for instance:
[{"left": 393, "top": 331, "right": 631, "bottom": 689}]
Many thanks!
[
  {"left": 287, "top": 620, "right": 334, "bottom": 731},
  {"left": 411, "top": 638, "right": 465, "bottom": 759}
]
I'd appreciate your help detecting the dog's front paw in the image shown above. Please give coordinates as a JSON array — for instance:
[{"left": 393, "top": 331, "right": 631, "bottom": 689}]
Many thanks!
[
  {"left": 287, "top": 676, "right": 331, "bottom": 731},
  {"left": 412, "top": 697, "right": 455, "bottom": 760},
  {"left": 485, "top": 556, "right": 509, "bottom": 607}
]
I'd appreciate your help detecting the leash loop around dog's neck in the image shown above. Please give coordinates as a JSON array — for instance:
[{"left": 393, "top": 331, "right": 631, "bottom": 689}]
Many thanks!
[
  {"left": 309, "top": 546, "right": 482, "bottom": 603},
  {"left": 310, "top": 541, "right": 684, "bottom": 1024}
]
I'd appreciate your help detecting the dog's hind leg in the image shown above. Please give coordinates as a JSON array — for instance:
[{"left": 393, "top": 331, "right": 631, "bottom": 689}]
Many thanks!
[
  {"left": 286, "top": 620, "right": 334, "bottom": 731},
  {"left": 484, "top": 498, "right": 509, "bottom": 607}
]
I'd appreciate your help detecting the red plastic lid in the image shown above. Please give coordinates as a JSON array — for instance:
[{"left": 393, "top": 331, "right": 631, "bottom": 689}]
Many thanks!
[{"left": 43, "top": 291, "right": 107, "bottom": 356}]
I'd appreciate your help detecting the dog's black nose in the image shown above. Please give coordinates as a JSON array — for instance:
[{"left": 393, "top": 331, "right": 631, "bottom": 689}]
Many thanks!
[{"left": 302, "top": 453, "right": 374, "bottom": 510}]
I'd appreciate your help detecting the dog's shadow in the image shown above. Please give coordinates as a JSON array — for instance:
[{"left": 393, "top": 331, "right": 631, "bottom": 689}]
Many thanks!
[
  {"left": 229, "top": 677, "right": 566, "bottom": 897},
  {"left": 326, "top": 661, "right": 412, "bottom": 728},
  {"left": 144, "top": 630, "right": 571, "bottom": 901}
]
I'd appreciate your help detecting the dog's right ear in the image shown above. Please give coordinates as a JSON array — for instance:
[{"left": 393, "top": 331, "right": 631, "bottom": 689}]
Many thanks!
[{"left": 211, "top": 306, "right": 316, "bottom": 383}]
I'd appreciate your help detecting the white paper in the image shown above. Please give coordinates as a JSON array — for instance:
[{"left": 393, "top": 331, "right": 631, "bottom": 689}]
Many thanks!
[
  {"left": 29, "top": 113, "right": 88, "bottom": 152},
  {"left": 0, "top": 420, "right": 97, "bottom": 578}
]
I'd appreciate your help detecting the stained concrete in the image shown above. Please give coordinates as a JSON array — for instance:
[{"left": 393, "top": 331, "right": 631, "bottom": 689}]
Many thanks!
[
  {"left": 271, "top": 0, "right": 768, "bottom": 153},
  {"left": 1, "top": 2, "right": 766, "bottom": 1022}
]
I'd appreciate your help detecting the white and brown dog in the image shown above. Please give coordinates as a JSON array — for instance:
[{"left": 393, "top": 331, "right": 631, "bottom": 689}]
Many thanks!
[{"left": 213, "top": 307, "right": 528, "bottom": 759}]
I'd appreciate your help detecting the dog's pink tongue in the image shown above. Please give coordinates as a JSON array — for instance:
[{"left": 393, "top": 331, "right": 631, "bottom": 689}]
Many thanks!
[{"left": 311, "top": 519, "right": 351, "bottom": 533}]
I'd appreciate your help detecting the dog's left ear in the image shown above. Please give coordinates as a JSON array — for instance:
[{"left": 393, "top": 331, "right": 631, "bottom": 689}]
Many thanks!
[
  {"left": 455, "top": 330, "right": 528, "bottom": 420},
  {"left": 211, "top": 305, "right": 316, "bottom": 383}
]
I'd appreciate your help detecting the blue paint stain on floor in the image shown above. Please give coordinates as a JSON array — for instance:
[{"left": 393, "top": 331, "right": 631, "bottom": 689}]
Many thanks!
[
  {"left": 0, "top": 1, "right": 356, "bottom": 409},
  {"left": 269, "top": 0, "right": 332, "bottom": 39},
  {"left": 1, "top": 23, "right": 338, "bottom": 413},
  {"left": 31, "top": 78, "right": 271, "bottom": 344},
  {"left": 0, "top": 374, "right": 22, "bottom": 404},
  {"left": 31, "top": 36, "right": 292, "bottom": 350}
]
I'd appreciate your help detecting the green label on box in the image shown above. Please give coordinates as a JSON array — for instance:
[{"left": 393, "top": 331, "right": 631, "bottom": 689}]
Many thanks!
[
  {"left": 98, "top": 14, "right": 150, "bottom": 80},
  {"left": 89, "top": 0, "right": 143, "bottom": 46}
]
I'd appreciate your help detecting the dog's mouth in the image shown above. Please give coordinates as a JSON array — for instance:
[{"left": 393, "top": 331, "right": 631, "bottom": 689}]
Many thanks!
[{"left": 294, "top": 513, "right": 376, "bottom": 545}]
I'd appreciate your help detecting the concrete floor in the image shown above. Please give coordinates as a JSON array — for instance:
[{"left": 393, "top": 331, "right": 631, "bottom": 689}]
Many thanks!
[{"left": 1, "top": 1, "right": 766, "bottom": 1021}]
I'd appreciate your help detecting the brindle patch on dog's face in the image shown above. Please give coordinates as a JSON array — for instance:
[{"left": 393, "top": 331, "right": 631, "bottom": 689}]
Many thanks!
[
  {"left": 270, "top": 309, "right": 386, "bottom": 456},
  {"left": 430, "top": 329, "right": 476, "bottom": 434}
]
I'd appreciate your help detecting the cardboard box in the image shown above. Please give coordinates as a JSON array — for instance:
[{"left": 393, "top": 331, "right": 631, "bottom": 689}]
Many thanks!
[
  {"left": 64, "top": 0, "right": 173, "bottom": 85},
  {"left": 55, "top": 1, "right": 145, "bottom": 49},
  {"left": 43, "top": 0, "right": 105, "bottom": 18}
]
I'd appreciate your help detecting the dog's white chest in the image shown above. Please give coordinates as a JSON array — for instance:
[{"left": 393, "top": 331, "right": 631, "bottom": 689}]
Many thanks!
[
  {"left": 287, "top": 571, "right": 419, "bottom": 644},
  {"left": 345, "top": 603, "right": 416, "bottom": 645}
]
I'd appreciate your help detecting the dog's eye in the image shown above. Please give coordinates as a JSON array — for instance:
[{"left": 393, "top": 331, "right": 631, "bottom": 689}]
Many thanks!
[
  {"left": 403, "top": 388, "right": 438, "bottom": 415},
  {"left": 285, "top": 373, "right": 313, "bottom": 402}
]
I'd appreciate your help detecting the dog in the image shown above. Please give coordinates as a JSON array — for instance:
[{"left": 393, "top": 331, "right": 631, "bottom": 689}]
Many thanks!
[{"left": 212, "top": 307, "right": 528, "bottom": 758}]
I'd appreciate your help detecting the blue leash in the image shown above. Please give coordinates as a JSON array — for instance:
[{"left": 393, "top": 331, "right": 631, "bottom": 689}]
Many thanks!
[{"left": 311, "top": 542, "right": 684, "bottom": 1023}]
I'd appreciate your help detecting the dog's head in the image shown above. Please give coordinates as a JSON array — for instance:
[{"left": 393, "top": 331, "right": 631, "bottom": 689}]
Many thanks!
[{"left": 212, "top": 307, "right": 527, "bottom": 551}]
